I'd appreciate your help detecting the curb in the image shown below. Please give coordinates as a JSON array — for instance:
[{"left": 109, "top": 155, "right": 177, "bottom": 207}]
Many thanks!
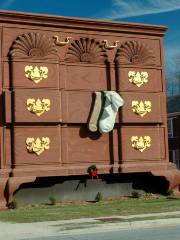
[{"left": 57, "top": 217, "right": 180, "bottom": 236}]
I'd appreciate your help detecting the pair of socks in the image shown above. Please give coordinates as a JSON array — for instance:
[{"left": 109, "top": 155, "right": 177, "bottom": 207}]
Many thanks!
[{"left": 88, "top": 91, "right": 124, "bottom": 133}]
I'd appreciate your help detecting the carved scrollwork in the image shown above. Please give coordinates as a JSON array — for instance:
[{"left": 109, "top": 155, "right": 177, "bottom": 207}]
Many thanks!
[
  {"left": 132, "top": 100, "right": 152, "bottom": 117},
  {"left": 26, "top": 137, "right": 50, "bottom": 155},
  {"left": 115, "top": 40, "right": 155, "bottom": 65},
  {"left": 10, "top": 32, "right": 58, "bottom": 58},
  {"left": 131, "top": 136, "right": 151, "bottom": 152},
  {"left": 27, "top": 98, "right": 51, "bottom": 116},
  {"left": 25, "top": 66, "right": 48, "bottom": 84},
  {"left": 128, "top": 71, "right": 148, "bottom": 87},
  {"left": 66, "top": 38, "right": 108, "bottom": 63}
]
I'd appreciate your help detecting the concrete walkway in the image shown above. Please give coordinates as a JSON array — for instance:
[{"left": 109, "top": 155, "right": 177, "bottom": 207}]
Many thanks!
[{"left": 1, "top": 211, "right": 180, "bottom": 240}]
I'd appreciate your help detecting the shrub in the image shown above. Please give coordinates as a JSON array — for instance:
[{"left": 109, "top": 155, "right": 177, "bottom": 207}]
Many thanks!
[
  {"left": 131, "top": 191, "right": 141, "bottom": 198},
  {"left": 8, "top": 199, "right": 19, "bottom": 209},
  {"left": 166, "top": 189, "right": 174, "bottom": 196},
  {"left": 145, "top": 192, "right": 154, "bottom": 198},
  {"left": 95, "top": 192, "right": 103, "bottom": 202},
  {"left": 49, "top": 196, "right": 57, "bottom": 205}
]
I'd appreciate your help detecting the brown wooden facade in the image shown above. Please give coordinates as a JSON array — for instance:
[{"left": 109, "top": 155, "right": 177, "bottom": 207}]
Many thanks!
[{"left": 0, "top": 10, "right": 180, "bottom": 208}]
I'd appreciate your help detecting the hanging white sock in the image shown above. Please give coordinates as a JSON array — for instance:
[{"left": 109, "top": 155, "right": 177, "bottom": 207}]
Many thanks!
[{"left": 99, "top": 91, "right": 124, "bottom": 133}]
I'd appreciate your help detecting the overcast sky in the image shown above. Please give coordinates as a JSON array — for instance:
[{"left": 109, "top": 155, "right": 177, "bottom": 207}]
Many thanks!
[{"left": 0, "top": 0, "right": 179, "bottom": 95}]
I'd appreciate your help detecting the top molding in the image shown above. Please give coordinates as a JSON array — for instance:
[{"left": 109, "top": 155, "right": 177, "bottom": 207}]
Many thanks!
[{"left": 0, "top": 10, "right": 167, "bottom": 37}]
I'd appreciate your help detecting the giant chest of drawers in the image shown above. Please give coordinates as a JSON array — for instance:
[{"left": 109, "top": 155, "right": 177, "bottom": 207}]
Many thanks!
[{"left": 0, "top": 11, "right": 180, "bottom": 208}]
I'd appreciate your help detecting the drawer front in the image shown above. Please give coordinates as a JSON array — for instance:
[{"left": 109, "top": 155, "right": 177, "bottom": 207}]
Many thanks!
[
  {"left": 120, "top": 127, "right": 166, "bottom": 161},
  {"left": 61, "top": 91, "right": 164, "bottom": 124},
  {"left": 64, "top": 64, "right": 108, "bottom": 91},
  {"left": 10, "top": 61, "right": 59, "bottom": 89},
  {"left": 61, "top": 126, "right": 112, "bottom": 165},
  {"left": 5, "top": 90, "right": 61, "bottom": 123},
  {"left": 117, "top": 67, "right": 163, "bottom": 92},
  {"left": 120, "top": 92, "right": 164, "bottom": 123},
  {"left": 13, "top": 126, "right": 61, "bottom": 165},
  {"left": 62, "top": 90, "right": 119, "bottom": 124},
  {"left": 62, "top": 91, "right": 92, "bottom": 123}
]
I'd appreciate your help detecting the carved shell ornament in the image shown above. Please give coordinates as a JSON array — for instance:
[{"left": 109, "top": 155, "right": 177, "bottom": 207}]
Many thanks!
[
  {"left": 10, "top": 32, "right": 58, "bottom": 58},
  {"left": 115, "top": 40, "right": 155, "bottom": 65},
  {"left": 66, "top": 38, "right": 108, "bottom": 63}
]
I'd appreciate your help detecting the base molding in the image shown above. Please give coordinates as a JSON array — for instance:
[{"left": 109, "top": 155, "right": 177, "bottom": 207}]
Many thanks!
[
  {"left": 7, "top": 176, "right": 36, "bottom": 204},
  {"left": 0, "top": 163, "right": 180, "bottom": 208},
  {"left": 151, "top": 167, "right": 180, "bottom": 194},
  {"left": 0, "top": 177, "right": 8, "bottom": 209}
]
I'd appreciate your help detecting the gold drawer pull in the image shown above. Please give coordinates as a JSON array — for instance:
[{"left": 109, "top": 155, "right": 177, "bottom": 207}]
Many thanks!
[
  {"left": 103, "top": 40, "right": 119, "bottom": 49},
  {"left": 128, "top": 71, "right": 148, "bottom": 87},
  {"left": 27, "top": 98, "right": 51, "bottom": 116},
  {"left": 131, "top": 136, "right": 151, "bottom": 152},
  {"left": 132, "top": 100, "right": 152, "bottom": 117},
  {"left": 26, "top": 137, "right": 50, "bottom": 155},
  {"left": 25, "top": 66, "right": 48, "bottom": 84},
  {"left": 53, "top": 36, "right": 71, "bottom": 46}
]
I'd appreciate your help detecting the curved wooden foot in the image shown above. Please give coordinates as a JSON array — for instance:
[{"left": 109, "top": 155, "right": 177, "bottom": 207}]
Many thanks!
[
  {"left": 0, "top": 177, "right": 8, "bottom": 209},
  {"left": 7, "top": 176, "right": 36, "bottom": 204},
  {"left": 151, "top": 168, "right": 180, "bottom": 194}
]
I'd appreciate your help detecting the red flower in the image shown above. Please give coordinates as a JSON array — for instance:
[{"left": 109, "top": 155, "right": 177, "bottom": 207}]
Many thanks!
[
  {"left": 91, "top": 170, "right": 98, "bottom": 178},
  {"left": 87, "top": 165, "right": 98, "bottom": 179}
]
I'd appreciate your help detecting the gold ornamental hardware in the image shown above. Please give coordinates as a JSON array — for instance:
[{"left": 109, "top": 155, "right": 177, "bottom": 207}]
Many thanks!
[
  {"left": 25, "top": 66, "right": 48, "bottom": 84},
  {"left": 53, "top": 36, "right": 71, "bottom": 46},
  {"left": 132, "top": 100, "right": 152, "bottom": 117},
  {"left": 128, "top": 71, "right": 148, "bottom": 87},
  {"left": 27, "top": 98, "right": 51, "bottom": 116},
  {"left": 103, "top": 40, "right": 119, "bottom": 49},
  {"left": 131, "top": 136, "right": 151, "bottom": 152},
  {"left": 26, "top": 137, "right": 50, "bottom": 156}
]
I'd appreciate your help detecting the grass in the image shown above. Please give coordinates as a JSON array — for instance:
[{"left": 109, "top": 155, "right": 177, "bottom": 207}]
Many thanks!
[{"left": 0, "top": 196, "right": 180, "bottom": 223}]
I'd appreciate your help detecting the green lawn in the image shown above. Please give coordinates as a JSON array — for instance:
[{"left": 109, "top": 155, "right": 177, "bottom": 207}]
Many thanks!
[{"left": 0, "top": 197, "right": 180, "bottom": 223}]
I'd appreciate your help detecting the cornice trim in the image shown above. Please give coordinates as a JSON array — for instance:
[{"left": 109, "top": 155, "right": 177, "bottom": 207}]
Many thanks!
[{"left": 0, "top": 10, "right": 167, "bottom": 37}]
